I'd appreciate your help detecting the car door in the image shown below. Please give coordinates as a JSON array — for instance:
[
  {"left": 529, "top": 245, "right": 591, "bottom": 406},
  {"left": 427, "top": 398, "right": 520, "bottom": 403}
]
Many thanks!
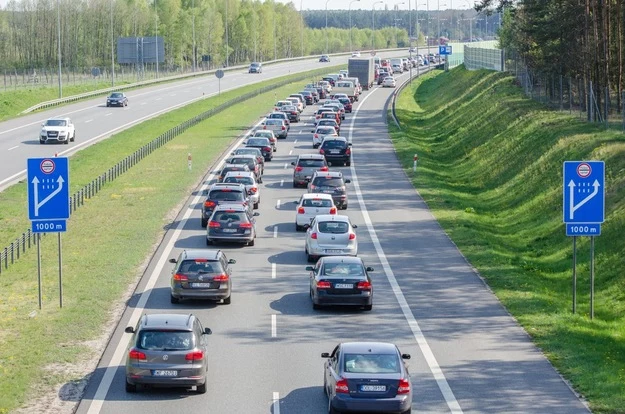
[{"left": 326, "top": 345, "right": 341, "bottom": 398}]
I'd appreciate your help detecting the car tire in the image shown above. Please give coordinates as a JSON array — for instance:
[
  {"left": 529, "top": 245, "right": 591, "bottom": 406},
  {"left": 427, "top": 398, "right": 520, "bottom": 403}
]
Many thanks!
[
  {"left": 313, "top": 301, "right": 321, "bottom": 310},
  {"left": 64, "top": 139, "right": 69, "bottom": 145},
  {"left": 293, "top": 182, "right": 299, "bottom": 188},
  {"left": 70, "top": 132, "right": 75, "bottom": 142},
  {"left": 223, "top": 296, "right": 231, "bottom": 305},
  {"left": 307, "top": 253, "right": 315, "bottom": 263},
  {"left": 254, "top": 202, "right": 259, "bottom": 209},
  {"left": 206, "top": 239, "right": 212, "bottom": 246},
  {"left": 346, "top": 161, "right": 351, "bottom": 167},
  {"left": 125, "top": 379, "right": 137, "bottom": 393},
  {"left": 363, "top": 304, "right": 373, "bottom": 311},
  {"left": 39, "top": 139, "right": 45, "bottom": 144},
  {"left": 341, "top": 204, "right": 348, "bottom": 210},
  {"left": 197, "top": 381, "right": 207, "bottom": 394},
  {"left": 201, "top": 218, "right": 208, "bottom": 228},
  {"left": 329, "top": 400, "right": 339, "bottom": 414},
  {"left": 248, "top": 238, "right": 255, "bottom": 247},
  {"left": 170, "top": 294, "right": 180, "bottom": 304},
  {"left": 295, "top": 223, "right": 303, "bottom": 232},
  {"left": 106, "top": 103, "right": 110, "bottom": 107}
]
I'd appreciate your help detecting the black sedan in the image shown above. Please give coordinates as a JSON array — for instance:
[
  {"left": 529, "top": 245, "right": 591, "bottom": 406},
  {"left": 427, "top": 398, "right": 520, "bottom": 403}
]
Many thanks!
[
  {"left": 319, "top": 137, "right": 352, "bottom": 166},
  {"left": 245, "top": 137, "right": 273, "bottom": 161},
  {"left": 307, "top": 256, "right": 372, "bottom": 310},
  {"left": 322, "top": 342, "right": 412, "bottom": 414},
  {"left": 106, "top": 92, "right": 128, "bottom": 107}
]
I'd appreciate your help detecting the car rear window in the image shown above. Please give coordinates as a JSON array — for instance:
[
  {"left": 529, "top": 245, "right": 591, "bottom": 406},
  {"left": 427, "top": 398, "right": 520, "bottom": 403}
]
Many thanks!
[
  {"left": 343, "top": 353, "right": 400, "bottom": 374},
  {"left": 230, "top": 157, "right": 254, "bottom": 166},
  {"left": 312, "top": 177, "right": 343, "bottom": 187},
  {"left": 265, "top": 119, "right": 282, "bottom": 125},
  {"left": 321, "top": 140, "right": 347, "bottom": 149},
  {"left": 303, "top": 198, "right": 333, "bottom": 207},
  {"left": 137, "top": 330, "right": 194, "bottom": 351},
  {"left": 224, "top": 176, "right": 254, "bottom": 185},
  {"left": 322, "top": 263, "right": 365, "bottom": 276},
  {"left": 178, "top": 259, "right": 222, "bottom": 274},
  {"left": 318, "top": 221, "right": 349, "bottom": 233},
  {"left": 208, "top": 190, "right": 245, "bottom": 201},
  {"left": 298, "top": 159, "right": 326, "bottom": 168},
  {"left": 247, "top": 138, "right": 269, "bottom": 146},
  {"left": 317, "top": 128, "right": 336, "bottom": 135},
  {"left": 212, "top": 211, "right": 248, "bottom": 223}
]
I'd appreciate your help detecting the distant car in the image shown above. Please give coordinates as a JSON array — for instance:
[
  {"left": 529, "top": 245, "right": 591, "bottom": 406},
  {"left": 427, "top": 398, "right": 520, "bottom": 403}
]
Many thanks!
[
  {"left": 294, "top": 193, "right": 337, "bottom": 231},
  {"left": 225, "top": 154, "right": 262, "bottom": 183},
  {"left": 106, "top": 92, "right": 128, "bottom": 107},
  {"left": 351, "top": 51, "right": 361, "bottom": 57},
  {"left": 392, "top": 63, "right": 403, "bottom": 73},
  {"left": 39, "top": 117, "right": 75, "bottom": 144},
  {"left": 257, "top": 120, "right": 286, "bottom": 141},
  {"left": 252, "top": 129, "right": 278, "bottom": 151},
  {"left": 218, "top": 163, "right": 250, "bottom": 183},
  {"left": 286, "top": 97, "right": 304, "bottom": 113},
  {"left": 308, "top": 170, "right": 351, "bottom": 209},
  {"left": 168, "top": 248, "right": 236, "bottom": 304},
  {"left": 305, "top": 214, "right": 358, "bottom": 262},
  {"left": 201, "top": 182, "right": 252, "bottom": 227},
  {"left": 316, "top": 119, "right": 341, "bottom": 135},
  {"left": 206, "top": 203, "right": 259, "bottom": 246},
  {"left": 311, "top": 125, "right": 338, "bottom": 149},
  {"left": 319, "top": 136, "right": 352, "bottom": 166},
  {"left": 278, "top": 105, "right": 301, "bottom": 123},
  {"left": 319, "top": 54, "right": 330, "bottom": 62},
  {"left": 230, "top": 147, "right": 264, "bottom": 174},
  {"left": 299, "top": 90, "right": 315, "bottom": 105},
  {"left": 248, "top": 62, "right": 262, "bottom": 73},
  {"left": 266, "top": 111, "right": 291, "bottom": 130},
  {"left": 124, "top": 313, "right": 212, "bottom": 393},
  {"left": 382, "top": 76, "right": 396, "bottom": 88},
  {"left": 291, "top": 154, "right": 329, "bottom": 188},
  {"left": 307, "top": 256, "right": 374, "bottom": 310},
  {"left": 223, "top": 171, "right": 261, "bottom": 209},
  {"left": 245, "top": 137, "right": 273, "bottom": 161},
  {"left": 336, "top": 97, "right": 352, "bottom": 113},
  {"left": 322, "top": 342, "right": 412, "bottom": 413}
]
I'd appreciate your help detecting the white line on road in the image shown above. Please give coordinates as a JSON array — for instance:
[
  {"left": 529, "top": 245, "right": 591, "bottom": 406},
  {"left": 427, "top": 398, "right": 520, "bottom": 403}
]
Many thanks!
[
  {"left": 276, "top": 199, "right": 281, "bottom": 209},
  {"left": 273, "top": 391, "right": 280, "bottom": 414},
  {"left": 348, "top": 89, "right": 463, "bottom": 414},
  {"left": 298, "top": 130, "right": 303, "bottom": 134},
  {"left": 288, "top": 150, "right": 293, "bottom": 155},
  {"left": 271, "top": 314, "right": 277, "bottom": 338},
  {"left": 273, "top": 226, "right": 278, "bottom": 238},
  {"left": 284, "top": 163, "right": 288, "bottom": 169},
  {"left": 85, "top": 119, "right": 93, "bottom": 123},
  {"left": 272, "top": 263, "right": 277, "bottom": 279},
  {"left": 294, "top": 139, "right": 297, "bottom": 144},
  {"left": 7, "top": 146, "right": 18, "bottom": 151},
  {"left": 105, "top": 113, "right": 112, "bottom": 116},
  {"left": 141, "top": 102, "right": 147, "bottom": 105},
  {"left": 280, "top": 179, "right": 284, "bottom": 187}
]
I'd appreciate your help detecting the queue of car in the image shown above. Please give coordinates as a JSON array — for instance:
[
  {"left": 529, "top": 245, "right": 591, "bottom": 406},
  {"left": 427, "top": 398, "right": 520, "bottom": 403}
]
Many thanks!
[{"left": 123, "top": 65, "right": 413, "bottom": 414}]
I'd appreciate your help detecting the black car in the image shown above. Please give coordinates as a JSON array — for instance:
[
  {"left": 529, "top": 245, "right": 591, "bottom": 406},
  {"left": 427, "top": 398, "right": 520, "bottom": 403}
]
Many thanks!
[
  {"left": 299, "top": 91, "right": 314, "bottom": 105},
  {"left": 279, "top": 105, "right": 300, "bottom": 122},
  {"left": 245, "top": 137, "right": 273, "bottom": 161},
  {"left": 319, "top": 137, "right": 352, "bottom": 166},
  {"left": 200, "top": 183, "right": 251, "bottom": 227},
  {"left": 308, "top": 256, "right": 374, "bottom": 310},
  {"left": 308, "top": 170, "right": 351, "bottom": 209},
  {"left": 218, "top": 163, "right": 250, "bottom": 182},
  {"left": 319, "top": 54, "right": 330, "bottom": 62},
  {"left": 337, "top": 97, "right": 352, "bottom": 113},
  {"left": 206, "top": 204, "right": 259, "bottom": 246},
  {"left": 106, "top": 92, "right": 128, "bottom": 107}
]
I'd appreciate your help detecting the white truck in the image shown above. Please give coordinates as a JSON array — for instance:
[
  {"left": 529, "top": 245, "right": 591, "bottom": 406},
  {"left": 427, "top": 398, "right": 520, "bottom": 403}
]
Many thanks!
[
  {"left": 347, "top": 57, "right": 375, "bottom": 90},
  {"left": 39, "top": 117, "right": 75, "bottom": 145},
  {"left": 331, "top": 81, "right": 359, "bottom": 102}
]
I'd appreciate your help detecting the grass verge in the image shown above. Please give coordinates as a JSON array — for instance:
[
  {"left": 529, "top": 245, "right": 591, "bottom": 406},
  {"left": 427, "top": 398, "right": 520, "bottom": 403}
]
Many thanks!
[
  {"left": 0, "top": 65, "right": 342, "bottom": 413},
  {"left": 391, "top": 66, "right": 625, "bottom": 413}
]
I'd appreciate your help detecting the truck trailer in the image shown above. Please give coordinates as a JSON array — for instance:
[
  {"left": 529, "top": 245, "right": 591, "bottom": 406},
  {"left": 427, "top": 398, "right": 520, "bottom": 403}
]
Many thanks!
[{"left": 347, "top": 58, "right": 375, "bottom": 90}]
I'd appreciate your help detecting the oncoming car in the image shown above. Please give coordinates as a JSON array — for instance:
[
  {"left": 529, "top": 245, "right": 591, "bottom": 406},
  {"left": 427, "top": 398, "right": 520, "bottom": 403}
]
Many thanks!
[
  {"left": 382, "top": 76, "right": 397, "bottom": 88},
  {"left": 106, "top": 92, "right": 128, "bottom": 107},
  {"left": 248, "top": 62, "right": 262, "bottom": 73},
  {"left": 39, "top": 117, "right": 75, "bottom": 144}
]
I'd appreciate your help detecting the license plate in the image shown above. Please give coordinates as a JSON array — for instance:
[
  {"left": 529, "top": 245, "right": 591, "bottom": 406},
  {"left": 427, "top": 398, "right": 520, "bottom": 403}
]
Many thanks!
[
  {"left": 326, "top": 249, "right": 343, "bottom": 254},
  {"left": 330, "top": 150, "right": 340, "bottom": 154},
  {"left": 334, "top": 283, "right": 352, "bottom": 289},
  {"left": 153, "top": 370, "right": 177, "bottom": 377},
  {"left": 222, "top": 229, "right": 237, "bottom": 233},
  {"left": 360, "top": 385, "right": 386, "bottom": 392},
  {"left": 191, "top": 283, "right": 212, "bottom": 288}
]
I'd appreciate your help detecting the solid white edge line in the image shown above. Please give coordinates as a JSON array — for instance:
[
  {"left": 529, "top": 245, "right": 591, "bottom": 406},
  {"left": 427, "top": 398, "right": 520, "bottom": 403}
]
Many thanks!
[
  {"left": 273, "top": 391, "right": 280, "bottom": 414},
  {"left": 276, "top": 199, "right": 281, "bottom": 209},
  {"left": 271, "top": 314, "right": 277, "bottom": 338},
  {"left": 84, "top": 117, "right": 268, "bottom": 414},
  {"left": 280, "top": 179, "right": 284, "bottom": 187},
  {"left": 7, "top": 146, "right": 18, "bottom": 151},
  {"left": 349, "top": 88, "right": 463, "bottom": 414},
  {"left": 272, "top": 263, "right": 277, "bottom": 279}
]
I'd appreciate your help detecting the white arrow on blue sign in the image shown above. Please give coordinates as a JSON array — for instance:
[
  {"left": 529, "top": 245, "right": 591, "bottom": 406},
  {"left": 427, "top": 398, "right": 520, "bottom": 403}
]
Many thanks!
[
  {"left": 27, "top": 157, "right": 70, "bottom": 222},
  {"left": 562, "top": 161, "right": 604, "bottom": 224}
]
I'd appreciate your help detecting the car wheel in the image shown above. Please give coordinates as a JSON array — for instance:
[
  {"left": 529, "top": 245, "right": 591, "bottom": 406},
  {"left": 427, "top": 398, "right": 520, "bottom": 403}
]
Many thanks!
[
  {"left": 328, "top": 399, "right": 339, "bottom": 414},
  {"left": 125, "top": 379, "right": 137, "bottom": 393},
  {"left": 70, "top": 132, "right": 75, "bottom": 142},
  {"left": 206, "top": 239, "right": 213, "bottom": 246},
  {"left": 201, "top": 218, "right": 208, "bottom": 228},
  {"left": 64, "top": 139, "right": 69, "bottom": 145},
  {"left": 363, "top": 304, "right": 373, "bottom": 311},
  {"left": 295, "top": 223, "right": 303, "bottom": 232},
  {"left": 341, "top": 204, "right": 348, "bottom": 210},
  {"left": 254, "top": 202, "right": 259, "bottom": 209},
  {"left": 307, "top": 253, "right": 315, "bottom": 263},
  {"left": 223, "top": 296, "right": 231, "bottom": 305},
  {"left": 170, "top": 294, "right": 180, "bottom": 304},
  {"left": 293, "top": 181, "right": 299, "bottom": 188},
  {"left": 346, "top": 161, "right": 351, "bottom": 167},
  {"left": 197, "top": 381, "right": 207, "bottom": 394},
  {"left": 248, "top": 238, "right": 255, "bottom": 247},
  {"left": 39, "top": 139, "right": 45, "bottom": 144},
  {"left": 273, "top": 147, "right": 277, "bottom": 152},
  {"left": 106, "top": 103, "right": 110, "bottom": 107},
  {"left": 313, "top": 301, "right": 321, "bottom": 310}
]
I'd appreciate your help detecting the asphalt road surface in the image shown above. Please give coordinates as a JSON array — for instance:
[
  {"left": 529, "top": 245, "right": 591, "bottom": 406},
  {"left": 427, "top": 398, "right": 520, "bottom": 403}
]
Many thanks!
[
  {"left": 75, "top": 70, "right": 589, "bottom": 414},
  {"left": 0, "top": 51, "right": 407, "bottom": 192}
]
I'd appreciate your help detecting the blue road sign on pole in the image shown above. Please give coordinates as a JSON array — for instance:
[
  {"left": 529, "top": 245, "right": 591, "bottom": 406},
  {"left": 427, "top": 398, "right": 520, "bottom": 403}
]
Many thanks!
[
  {"left": 32, "top": 220, "right": 67, "bottom": 233},
  {"left": 27, "top": 158, "right": 70, "bottom": 232},
  {"left": 566, "top": 223, "right": 601, "bottom": 237},
  {"left": 563, "top": 161, "right": 604, "bottom": 226},
  {"left": 439, "top": 45, "right": 452, "bottom": 55}
]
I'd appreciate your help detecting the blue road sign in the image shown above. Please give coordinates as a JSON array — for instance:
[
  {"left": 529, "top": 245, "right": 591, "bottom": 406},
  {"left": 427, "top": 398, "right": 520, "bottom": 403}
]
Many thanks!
[
  {"left": 566, "top": 223, "right": 601, "bottom": 237},
  {"left": 27, "top": 157, "right": 70, "bottom": 221},
  {"left": 32, "top": 219, "right": 67, "bottom": 233},
  {"left": 439, "top": 45, "right": 452, "bottom": 55},
  {"left": 563, "top": 161, "right": 604, "bottom": 224}
]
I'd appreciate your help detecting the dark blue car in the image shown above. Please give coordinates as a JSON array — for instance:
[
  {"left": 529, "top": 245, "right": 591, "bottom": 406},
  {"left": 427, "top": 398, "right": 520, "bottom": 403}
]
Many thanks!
[{"left": 106, "top": 92, "right": 128, "bottom": 107}]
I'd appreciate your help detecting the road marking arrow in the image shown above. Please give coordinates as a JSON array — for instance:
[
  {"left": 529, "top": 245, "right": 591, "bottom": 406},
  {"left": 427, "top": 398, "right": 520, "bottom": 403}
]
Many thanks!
[
  {"left": 32, "top": 175, "right": 64, "bottom": 217},
  {"left": 569, "top": 179, "right": 600, "bottom": 220}
]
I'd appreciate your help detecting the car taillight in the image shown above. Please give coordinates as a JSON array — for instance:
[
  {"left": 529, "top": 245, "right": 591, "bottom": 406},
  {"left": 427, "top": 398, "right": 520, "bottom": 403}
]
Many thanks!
[
  {"left": 314, "top": 134, "right": 318, "bottom": 138},
  {"left": 310, "top": 185, "right": 317, "bottom": 191},
  {"left": 281, "top": 126, "right": 286, "bottom": 130},
  {"left": 128, "top": 349, "right": 147, "bottom": 361},
  {"left": 295, "top": 166, "right": 304, "bottom": 172},
  {"left": 263, "top": 146, "right": 272, "bottom": 152},
  {"left": 345, "top": 148, "right": 351, "bottom": 155},
  {"left": 298, "top": 207, "right": 305, "bottom": 214},
  {"left": 213, "top": 274, "right": 229, "bottom": 282},
  {"left": 319, "top": 149, "right": 325, "bottom": 154},
  {"left": 397, "top": 378, "right": 411, "bottom": 394},
  {"left": 316, "top": 280, "right": 331, "bottom": 289},
  {"left": 320, "top": 166, "right": 329, "bottom": 171},
  {"left": 249, "top": 187, "right": 257, "bottom": 193},
  {"left": 349, "top": 233, "right": 356, "bottom": 240},
  {"left": 204, "top": 201, "right": 216, "bottom": 208},
  {"left": 173, "top": 273, "right": 188, "bottom": 281},
  {"left": 208, "top": 221, "right": 221, "bottom": 228},
  {"left": 311, "top": 232, "right": 318, "bottom": 239},
  {"left": 329, "top": 207, "right": 337, "bottom": 214},
  {"left": 357, "top": 281, "right": 371, "bottom": 290},
  {"left": 335, "top": 378, "right": 349, "bottom": 393},
  {"left": 239, "top": 222, "right": 253, "bottom": 229},
  {"left": 185, "top": 350, "right": 204, "bottom": 361},
  {"left": 263, "top": 125, "right": 267, "bottom": 129}
]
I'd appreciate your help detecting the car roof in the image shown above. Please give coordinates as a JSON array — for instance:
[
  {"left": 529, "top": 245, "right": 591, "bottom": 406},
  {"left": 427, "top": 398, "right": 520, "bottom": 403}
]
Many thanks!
[
  {"left": 214, "top": 203, "right": 248, "bottom": 212},
  {"left": 321, "top": 136, "right": 347, "bottom": 142},
  {"left": 45, "top": 117, "right": 70, "bottom": 121},
  {"left": 312, "top": 170, "right": 343, "bottom": 178},
  {"left": 230, "top": 154, "right": 256, "bottom": 159},
  {"left": 209, "top": 183, "right": 246, "bottom": 191},
  {"left": 139, "top": 313, "right": 196, "bottom": 331},
  {"left": 315, "top": 214, "right": 350, "bottom": 222},
  {"left": 302, "top": 193, "right": 334, "bottom": 200},
  {"left": 339, "top": 342, "right": 398, "bottom": 354},
  {"left": 319, "top": 256, "right": 364, "bottom": 265},
  {"left": 297, "top": 153, "right": 325, "bottom": 160},
  {"left": 224, "top": 171, "right": 255, "bottom": 178}
]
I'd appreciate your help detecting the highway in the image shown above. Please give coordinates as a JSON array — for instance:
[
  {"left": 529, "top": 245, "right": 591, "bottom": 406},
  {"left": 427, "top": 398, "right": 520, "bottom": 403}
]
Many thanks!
[{"left": 75, "top": 70, "right": 589, "bottom": 413}]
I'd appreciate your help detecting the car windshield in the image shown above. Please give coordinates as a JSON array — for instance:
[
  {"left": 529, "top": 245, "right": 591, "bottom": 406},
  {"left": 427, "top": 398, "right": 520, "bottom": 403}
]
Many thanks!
[
  {"left": 45, "top": 120, "right": 66, "bottom": 127},
  {"left": 318, "top": 221, "right": 349, "bottom": 233},
  {"left": 254, "top": 131, "right": 273, "bottom": 138},
  {"left": 317, "top": 128, "right": 336, "bottom": 135},
  {"left": 212, "top": 211, "right": 248, "bottom": 223},
  {"left": 303, "top": 198, "right": 333, "bottom": 207},
  {"left": 178, "top": 259, "right": 222, "bottom": 274},
  {"left": 137, "top": 330, "right": 194, "bottom": 351},
  {"left": 265, "top": 119, "right": 282, "bottom": 125},
  {"left": 247, "top": 138, "right": 269, "bottom": 146},
  {"left": 110, "top": 93, "right": 123, "bottom": 98},
  {"left": 344, "top": 353, "right": 400, "bottom": 374},
  {"left": 322, "top": 263, "right": 364, "bottom": 276},
  {"left": 234, "top": 149, "right": 259, "bottom": 156},
  {"left": 321, "top": 140, "right": 347, "bottom": 149},
  {"left": 298, "top": 159, "right": 325, "bottom": 168},
  {"left": 251, "top": 63, "right": 260, "bottom": 67},
  {"left": 224, "top": 176, "right": 254, "bottom": 185},
  {"left": 312, "top": 177, "right": 343, "bottom": 187},
  {"left": 208, "top": 190, "right": 245, "bottom": 201}
]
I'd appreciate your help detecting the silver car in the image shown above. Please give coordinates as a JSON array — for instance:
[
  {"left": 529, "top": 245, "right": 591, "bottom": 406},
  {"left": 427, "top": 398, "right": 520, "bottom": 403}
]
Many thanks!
[
  {"left": 252, "top": 130, "right": 278, "bottom": 152},
  {"left": 305, "top": 214, "right": 358, "bottom": 262},
  {"left": 223, "top": 171, "right": 260, "bottom": 209},
  {"left": 124, "top": 313, "right": 212, "bottom": 393},
  {"left": 259, "top": 118, "right": 288, "bottom": 139},
  {"left": 291, "top": 154, "right": 329, "bottom": 188}
]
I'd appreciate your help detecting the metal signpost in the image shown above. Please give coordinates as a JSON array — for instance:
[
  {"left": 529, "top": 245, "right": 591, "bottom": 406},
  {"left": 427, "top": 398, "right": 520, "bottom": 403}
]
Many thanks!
[
  {"left": 562, "top": 161, "right": 605, "bottom": 318},
  {"left": 215, "top": 69, "right": 225, "bottom": 95},
  {"left": 27, "top": 157, "right": 70, "bottom": 309}
]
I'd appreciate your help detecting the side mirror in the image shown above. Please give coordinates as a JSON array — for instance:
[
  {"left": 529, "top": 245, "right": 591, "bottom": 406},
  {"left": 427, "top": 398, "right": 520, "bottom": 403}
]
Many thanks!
[
  {"left": 347, "top": 142, "right": 353, "bottom": 146},
  {"left": 311, "top": 130, "right": 315, "bottom": 133},
  {"left": 321, "top": 352, "right": 330, "bottom": 358},
  {"left": 290, "top": 162, "right": 296, "bottom": 166},
  {"left": 124, "top": 327, "right": 135, "bottom": 334},
  {"left": 202, "top": 189, "right": 208, "bottom": 195},
  {"left": 253, "top": 212, "right": 260, "bottom": 216},
  {"left": 366, "top": 266, "right": 374, "bottom": 272},
  {"left": 305, "top": 266, "right": 314, "bottom": 271},
  {"left": 228, "top": 259, "right": 237, "bottom": 264},
  {"left": 242, "top": 141, "right": 247, "bottom": 145},
  {"left": 203, "top": 328, "right": 213, "bottom": 335},
  {"left": 401, "top": 354, "right": 411, "bottom": 360},
  {"left": 345, "top": 179, "right": 351, "bottom": 184},
  {"left": 168, "top": 258, "right": 177, "bottom": 264}
]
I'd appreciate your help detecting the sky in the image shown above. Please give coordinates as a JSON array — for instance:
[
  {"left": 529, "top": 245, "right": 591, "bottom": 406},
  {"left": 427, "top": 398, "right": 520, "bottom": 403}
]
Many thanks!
[{"left": 274, "top": 0, "right": 476, "bottom": 11}]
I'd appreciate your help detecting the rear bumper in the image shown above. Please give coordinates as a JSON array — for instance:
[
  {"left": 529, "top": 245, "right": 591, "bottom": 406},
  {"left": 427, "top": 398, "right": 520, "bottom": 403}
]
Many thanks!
[
  {"left": 331, "top": 394, "right": 411, "bottom": 413},
  {"left": 314, "top": 292, "right": 371, "bottom": 307},
  {"left": 126, "top": 374, "right": 206, "bottom": 387},
  {"left": 171, "top": 285, "right": 230, "bottom": 300}
]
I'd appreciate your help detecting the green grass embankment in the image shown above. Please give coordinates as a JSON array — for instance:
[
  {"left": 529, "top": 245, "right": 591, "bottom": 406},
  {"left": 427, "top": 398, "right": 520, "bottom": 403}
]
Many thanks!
[{"left": 391, "top": 66, "right": 625, "bottom": 413}]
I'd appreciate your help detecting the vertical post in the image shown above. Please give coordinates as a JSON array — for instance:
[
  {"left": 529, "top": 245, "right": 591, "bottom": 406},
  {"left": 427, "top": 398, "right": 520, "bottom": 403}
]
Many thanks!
[
  {"left": 111, "top": 0, "right": 115, "bottom": 87},
  {"left": 572, "top": 236, "right": 577, "bottom": 314},
  {"left": 569, "top": 77, "right": 572, "bottom": 114},
  {"left": 605, "top": 87, "right": 608, "bottom": 128},
  {"left": 58, "top": 233, "right": 63, "bottom": 308},
  {"left": 155, "top": 0, "right": 159, "bottom": 78},
  {"left": 57, "top": 0, "right": 62, "bottom": 98},
  {"left": 590, "top": 236, "right": 595, "bottom": 319},
  {"left": 192, "top": 0, "right": 196, "bottom": 72},
  {"left": 559, "top": 75, "right": 563, "bottom": 110},
  {"left": 225, "top": 0, "right": 229, "bottom": 67},
  {"left": 622, "top": 91, "right": 625, "bottom": 132},
  {"left": 37, "top": 234, "right": 42, "bottom": 309},
  {"left": 188, "top": 153, "right": 192, "bottom": 171}
]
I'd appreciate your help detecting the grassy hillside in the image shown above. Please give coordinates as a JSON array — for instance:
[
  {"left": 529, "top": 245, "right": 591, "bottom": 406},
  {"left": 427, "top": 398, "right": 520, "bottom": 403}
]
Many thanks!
[{"left": 391, "top": 66, "right": 625, "bottom": 413}]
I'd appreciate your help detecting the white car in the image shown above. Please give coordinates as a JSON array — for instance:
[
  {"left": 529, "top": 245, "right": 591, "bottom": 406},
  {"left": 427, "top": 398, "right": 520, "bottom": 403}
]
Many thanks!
[
  {"left": 39, "top": 117, "right": 75, "bottom": 144},
  {"left": 286, "top": 97, "right": 304, "bottom": 113},
  {"left": 382, "top": 77, "right": 396, "bottom": 88},
  {"left": 222, "top": 171, "right": 260, "bottom": 209},
  {"left": 311, "top": 126, "right": 338, "bottom": 148},
  {"left": 305, "top": 214, "right": 358, "bottom": 262},
  {"left": 294, "top": 193, "right": 337, "bottom": 231},
  {"left": 351, "top": 51, "right": 361, "bottom": 57}
]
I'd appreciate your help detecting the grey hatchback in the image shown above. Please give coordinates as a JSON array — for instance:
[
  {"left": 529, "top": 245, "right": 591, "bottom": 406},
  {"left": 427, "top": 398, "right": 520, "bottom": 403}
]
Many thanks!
[
  {"left": 291, "top": 154, "right": 329, "bottom": 188},
  {"left": 124, "top": 313, "right": 212, "bottom": 393}
]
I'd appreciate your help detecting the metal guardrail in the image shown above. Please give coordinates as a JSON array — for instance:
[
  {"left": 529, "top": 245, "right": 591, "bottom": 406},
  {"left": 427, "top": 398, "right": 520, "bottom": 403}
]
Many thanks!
[{"left": 0, "top": 66, "right": 339, "bottom": 276}]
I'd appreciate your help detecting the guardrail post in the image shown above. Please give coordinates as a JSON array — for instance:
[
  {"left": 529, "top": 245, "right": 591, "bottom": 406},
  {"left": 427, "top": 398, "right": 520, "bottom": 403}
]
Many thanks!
[
  {"left": 3, "top": 247, "right": 7, "bottom": 268},
  {"left": 10, "top": 243, "right": 14, "bottom": 264}
]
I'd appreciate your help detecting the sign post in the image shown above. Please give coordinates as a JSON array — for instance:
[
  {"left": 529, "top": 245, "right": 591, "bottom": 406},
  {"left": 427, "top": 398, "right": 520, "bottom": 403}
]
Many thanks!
[
  {"left": 27, "top": 157, "right": 70, "bottom": 308},
  {"left": 563, "top": 161, "right": 605, "bottom": 318},
  {"left": 215, "top": 69, "right": 224, "bottom": 95}
]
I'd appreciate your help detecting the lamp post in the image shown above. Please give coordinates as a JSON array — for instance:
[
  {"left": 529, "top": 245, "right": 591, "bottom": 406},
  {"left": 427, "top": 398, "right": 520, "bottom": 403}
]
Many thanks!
[
  {"left": 273, "top": 10, "right": 277, "bottom": 60},
  {"left": 394, "top": 2, "right": 405, "bottom": 47},
  {"left": 300, "top": 0, "right": 304, "bottom": 56},
  {"left": 372, "top": 1, "right": 384, "bottom": 51},
  {"left": 154, "top": 0, "right": 159, "bottom": 78},
  {"left": 225, "top": 0, "right": 229, "bottom": 67},
  {"left": 192, "top": 0, "right": 196, "bottom": 72},
  {"left": 57, "top": 0, "right": 62, "bottom": 98},
  {"left": 349, "top": 0, "right": 360, "bottom": 53},
  {"left": 325, "top": 0, "right": 332, "bottom": 53}
]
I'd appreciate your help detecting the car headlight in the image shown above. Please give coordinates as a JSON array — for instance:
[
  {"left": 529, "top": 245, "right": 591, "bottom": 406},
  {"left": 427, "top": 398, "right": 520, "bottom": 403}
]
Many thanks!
[{"left": 59, "top": 131, "right": 67, "bottom": 136}]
